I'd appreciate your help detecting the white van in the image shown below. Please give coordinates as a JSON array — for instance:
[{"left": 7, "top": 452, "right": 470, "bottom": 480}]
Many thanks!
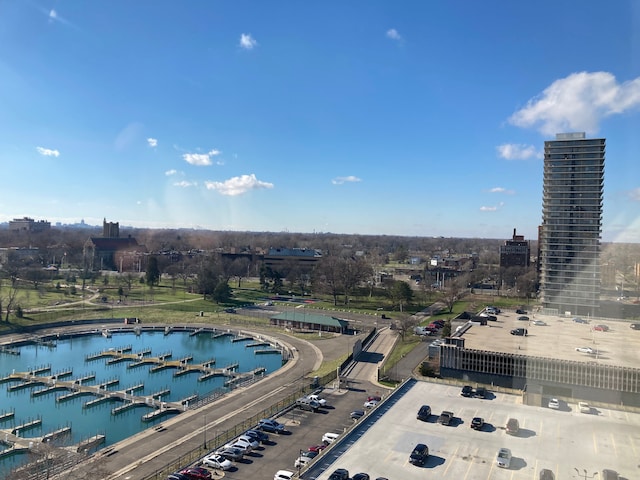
[{"left": 322, "top": 432, "right": 340, "bottom": 444}]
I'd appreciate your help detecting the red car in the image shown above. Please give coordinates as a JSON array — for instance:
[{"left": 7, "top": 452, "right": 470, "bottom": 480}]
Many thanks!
[
  {"left": 594, "top": 324, "right": 609, "bottom": 332},
  {"left": 367, "top": 395, "right": 381, "bottom": 402},
  {"left": 308, "top": 444, "right": 327, "bottom": 453},
  {"left": 180, "top": 467, "right": 212, "bottom": 480}
]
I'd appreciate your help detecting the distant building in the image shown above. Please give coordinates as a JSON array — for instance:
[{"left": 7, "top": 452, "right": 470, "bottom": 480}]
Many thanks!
[
  {"left": 499, "top": 228, "right": 530, "bottom": 268},
  {"left": 539, "top": 133, "right": 604, "bottom": 316},
  {"left": 9, "top": 217, "right": 51, "bottom": 232},
  {"left": 83, "top": 219, "right": 145, "bottom": 271},
  {"left": 263, "top": 247, "right": 322, "bottom": 271}
]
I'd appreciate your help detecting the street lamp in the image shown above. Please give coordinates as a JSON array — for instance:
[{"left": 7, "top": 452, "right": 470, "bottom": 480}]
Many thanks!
[
  {"left": 297, "top": 449, "right": 303, "bottom": 477},
  {"left": 203, "top": 414, "right": 207, "bottom": 449},
  {"left": 574, "top": 468, "right": 598, "bottom": 479}
]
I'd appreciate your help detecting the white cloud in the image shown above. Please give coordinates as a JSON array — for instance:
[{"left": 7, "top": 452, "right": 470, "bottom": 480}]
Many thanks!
[
  {"left": 488, "top": 187, "right": 515, "bottom": 194},
  {"left": 147, "top": 138, "right": 158, "bottom": 147},
  {"left": 629, "top": 188, "right": 640, "bottom": 202},
  {"left": 480, "top": 202, "right": 504, "bottom": 212},
  {"left": 509, "top": 71, "right": 640, "bottom": 135},
  {"left": 239, "top": 33, "right": 258, "bottom": 50},
  {"left": 386, "top": 28, "right": 402, "bottom": 41},
  {"left": 174, "top": 181, "right": 197, "bottom": 188},
  {"left": 49, "top": 9, "right": 57, "bottom": 20},
  {"left": 36, "top": 146, "right": 60, "bottom": 157},
  {"left": 496, "top": 143, "right": 540, "bottom": 160},
  {"left": 205, "top": 174, "right": 273, "bottom": 196},
  {"left": 332, "top": 176, "right": 362, "bottom": 185},
  {"left": 182, "top": 149, "right": 222, "bottom": 166},
  {"left": 165, "top": 169, "right": 178, "bottom": 176}
]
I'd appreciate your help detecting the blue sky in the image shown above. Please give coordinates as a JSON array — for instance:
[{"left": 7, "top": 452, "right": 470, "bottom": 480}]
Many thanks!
[{"left": 1, "top": 1, "right": 639, "bottom": 242}]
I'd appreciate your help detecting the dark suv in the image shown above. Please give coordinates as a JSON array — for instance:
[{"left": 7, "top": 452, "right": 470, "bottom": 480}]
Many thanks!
[
  {"left": 328, "top": 468, "right": 350, "bottom": 480},
  {"left": 409, "top": 443, "right": 429, "bottom": 466},
  {"left": 510, "top": 328, "right": 527, "bottom": 336},
  {"left": 417, "top": 405, "right": 431, "bottom": 421}
]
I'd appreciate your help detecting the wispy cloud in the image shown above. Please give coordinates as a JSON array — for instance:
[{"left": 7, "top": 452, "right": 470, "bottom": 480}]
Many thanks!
[
  {"left": 182, "top": 149, "right": 222, "bottom": 166},
  {"left": 173, "top": 180, "right": 197, "bottom": 188},
  {"left": 239, "top": 33, "right": 258, "bottom": 50},
  {"left": 205, "top": 174, "right": 273, "bottom": 196},
  {"left": 44, "top": 8, "right": 74, "bottom": 28},
  {"left": 509, "top": 71, "right": 640, "bottom": 135},
  {"left": 36, "top": 146, "right": 60, "bottom": 157},
  {"left": 147, "top": 138, "right": 158, "bottom": 148},
  {"left": 386, "top": 28, "right": 402, "bottom": 41},
  {"left": 488, "top": 187, "right": 515, "bottom": 194},
  {"left": 165, "top": 169, "right": 178, "bottom": 176},
  {"left": 629, "top": 188, "right": 640, "bottom": 202},
  {"left": 332, "top": 175, "right": 362, "bottom": 185},
  {"left": 480, "top": 202, "right": 504, "bottom": 212},
  {"left": 496, "top": 143, "right": 540, "bottom": 160}
]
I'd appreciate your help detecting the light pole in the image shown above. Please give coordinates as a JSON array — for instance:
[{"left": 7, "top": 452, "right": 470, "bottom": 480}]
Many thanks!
[
  {"left": 203, "top": 414, "right": 207, "bottom": 449},
  {"left": 574, "top": 468, "right": 598, "bottom": 479}
]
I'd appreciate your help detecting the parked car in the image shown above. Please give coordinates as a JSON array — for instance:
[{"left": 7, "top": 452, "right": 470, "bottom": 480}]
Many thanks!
[
  {"left": 215, "top": 446, "right": 244, "bottom": 461},
  {"left": 511, "top": 328, "right": 528, "bottom": 336},
  {"left": 179, "top": 467, "right": 212, "bottom": 479},
  {"left": 471, "top": 417, "right": 484, "bottom": 430},
  {"left": 601, "top": 469, "right": 620, "bottom": 480},
  {"left": 506, "top": 418, "right": 519, "bottom": 435},
  {"left": 236, "top": 435, "right": 259, "bottom": 449},
  {"left": 367, "top": 395, "right": 382, "bottom": 402},
  {"left": 548, "top": 398, "right": 560, "bottom": 409},
  {"left": 274, "top": 470, "right": 295, "bottom": 480},
  {"left": 533, "top": 320, "right": 547, "bottom": 326},
  {"left": 350, "top": 410, "right": 365, "bottom": 420},
  {"left": 301, "top": 450, "right": 319, "bottom": 459},
  {"left": 437, "top": 411, "right": 454, "bottom": 425},
  {"left": 518, "top": 315, "right": 530, "bottom": 321},
  {"left": 364, "top": 399, "right": 379, "bottom": 408},
  {"left": 579, "top": 401, "right": 591, "bottom": 413},
  {"left": 296, "top": 397, "right": 321, "bottom": 412},
  {"left": 473, "top": 386, "right": 487, "bottom": 398},
  {"left": 322, "top": 432, "right": 340, "bottom": 444},
  {"left": 516, "top": 309, "right": 527, "bottom": 314},
  {"left": 308, "top": 444, "right": 327, "bottom": 453},
  {"left": 432, "top": 320, "right": 446, "bottom": 327},
  {"left": 576, "top": 346, "right": 594, "bottom": 354},
  {"left": 328, "top": 468, "right": 350, "bottom": 480},
  {"left": 573, "top": 317, "right": 589, "bottom": 324},
  {"left": 244, "top": 429, "right": 269, "bottom": 443},
  {"left": 496, "top": 448, "right": 512, "bottom": 468},
  {"left": 258, "top": 418, "right": 285, "bottom": 433},
  {"left": 202, "top": 454, "right": 233, "bottom": 471},
  {"left": 460, "top": 385, "right": 473, "bottom": 397},
  {"left": 167, "top": 474, "right": 192, "bottom": 480},
  {"left": 540, "top": 468, "right": 556, "bottom": 480},
  {"left": 417, "top": 405, "right": 431, "bottom": 421},
  {"left": 409, "top": 443, "right": 429, "bottom": 466},
  {"left": 294, "top": 455, "right": 312, "bottom": 469},
  {"left": 225, "top": 439, "right": 252, "bottom": 454},
  {"left": 307, "top": 394, "right": 327, "bottom": 406},
  {"left": 593, "top": 324, "right": 609, "bottom": 331},
  {"left": 352, "top": 473, "right": 370, "bottom": 480},
  {"left": 630, "top": 323, "right": 640, "bottom": 330},
  {"left": 224, "top": 308, "right": 237, "bottom": 313}
]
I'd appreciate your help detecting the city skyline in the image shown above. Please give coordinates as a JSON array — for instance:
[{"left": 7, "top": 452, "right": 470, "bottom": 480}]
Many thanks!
[{"left": 1, "top": 2, "right": 639, "bottom": 242}]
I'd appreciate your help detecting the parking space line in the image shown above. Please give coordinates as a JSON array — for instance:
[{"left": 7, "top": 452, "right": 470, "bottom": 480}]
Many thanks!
[
  {"left": 462, "top": 447, "right": 479, "bottom": 480},
  {"left": 442, "top": 444, "right": 459, "bottom": 477},
  {"left": 610, "top": 432, "right": 617, "bottom": 458},
  {"left": 592, "top": 430, "right": 598, "bottom": 454}
]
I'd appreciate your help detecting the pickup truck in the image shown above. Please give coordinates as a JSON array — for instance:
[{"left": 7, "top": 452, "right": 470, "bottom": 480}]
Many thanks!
[
  {"left": 437, "top": 411, "right": 454, "bottom": 425},
  {"left": 306, "top": 394, "right": 327, "bottom": 407}
]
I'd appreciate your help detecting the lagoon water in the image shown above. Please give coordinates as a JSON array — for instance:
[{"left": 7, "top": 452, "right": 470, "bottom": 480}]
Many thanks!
[{"left": 0, "top": 329, "right": 282, "bottom": 474}]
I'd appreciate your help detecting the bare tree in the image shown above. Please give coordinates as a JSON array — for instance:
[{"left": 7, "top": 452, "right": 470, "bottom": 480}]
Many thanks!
[{"left": 395, "top": 314, "right": 419, "bottom": 342}]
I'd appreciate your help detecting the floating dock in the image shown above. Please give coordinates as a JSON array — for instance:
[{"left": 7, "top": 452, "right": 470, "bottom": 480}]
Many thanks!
[{"left": 76, "top": 434, "right": 105, "bottom": 453}]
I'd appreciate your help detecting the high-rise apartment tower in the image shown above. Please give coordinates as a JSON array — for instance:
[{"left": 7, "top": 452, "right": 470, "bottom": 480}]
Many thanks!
[{"left": 540, "top": 132, "right": 605, "bottom": 316}]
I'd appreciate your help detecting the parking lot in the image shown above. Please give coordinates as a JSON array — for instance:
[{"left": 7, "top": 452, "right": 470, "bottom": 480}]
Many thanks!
[
  {"left": 456, "top": 309, "right": 640, "bottom": 367},
  {"left": 183, "top": 379, "right": 383, "bottom": 480},
  {"left": 308, "top": 381, "right": 637, "bottom": 480}
]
